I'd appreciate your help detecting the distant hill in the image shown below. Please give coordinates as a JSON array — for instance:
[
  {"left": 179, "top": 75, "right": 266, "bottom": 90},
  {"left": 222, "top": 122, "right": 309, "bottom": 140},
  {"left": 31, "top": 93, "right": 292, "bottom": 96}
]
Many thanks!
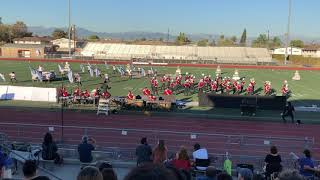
[{"left": 29, "top": 26, "right": 320, "bottom": 44}]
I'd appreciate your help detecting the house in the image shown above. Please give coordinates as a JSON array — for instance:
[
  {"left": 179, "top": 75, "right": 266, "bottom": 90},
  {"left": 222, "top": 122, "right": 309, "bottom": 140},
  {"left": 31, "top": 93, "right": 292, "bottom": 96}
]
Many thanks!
[
  {"left": 51, "top": 38, "right": 85, "bottom": 52},
  {"left": 0, "top": 44, "right": 53, "bottom": 58},
  {"left": 302, "top": 46, "right": 320, "bottom": 58},
  {"left": 272, "top": 47, "right": 302, "bottom": 56},
  {"left": 13, "top": 36, "right": 52, "bottom": 45}
]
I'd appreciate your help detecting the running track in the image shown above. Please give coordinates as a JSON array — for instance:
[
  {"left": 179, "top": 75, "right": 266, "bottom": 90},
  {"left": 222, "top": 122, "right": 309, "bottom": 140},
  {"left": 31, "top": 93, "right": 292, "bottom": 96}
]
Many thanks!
[{"left": 0, "top": 108, "right": 319, "bottom": 159}]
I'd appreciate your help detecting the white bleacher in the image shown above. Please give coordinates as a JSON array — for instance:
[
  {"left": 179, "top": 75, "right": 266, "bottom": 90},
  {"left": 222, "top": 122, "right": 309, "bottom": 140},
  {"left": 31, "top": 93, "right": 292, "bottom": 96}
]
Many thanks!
[{"left": 81, "top": 43, "right": 272, "bottom": 63}]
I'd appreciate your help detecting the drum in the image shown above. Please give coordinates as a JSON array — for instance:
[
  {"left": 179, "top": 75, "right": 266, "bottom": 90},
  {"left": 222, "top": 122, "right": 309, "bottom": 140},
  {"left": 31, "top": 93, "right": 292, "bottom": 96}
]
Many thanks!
[
  {"left": 160, "top": 102, "right": 171, "bottom": 110},
  {"left": 135, "top": 100, "right": 144, "bottom": 108}
]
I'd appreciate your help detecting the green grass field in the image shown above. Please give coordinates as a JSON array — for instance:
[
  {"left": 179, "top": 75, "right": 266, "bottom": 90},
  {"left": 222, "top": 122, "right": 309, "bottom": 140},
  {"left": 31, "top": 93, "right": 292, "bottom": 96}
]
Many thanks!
[{"left": 0, "top": 60, "right": 320, "bottom": 106}]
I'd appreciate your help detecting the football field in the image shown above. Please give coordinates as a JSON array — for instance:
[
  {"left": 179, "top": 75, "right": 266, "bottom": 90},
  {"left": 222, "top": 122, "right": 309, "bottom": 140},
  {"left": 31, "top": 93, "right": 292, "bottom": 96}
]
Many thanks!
[{"left": 0, "top": 60, "right": 319, "bottom": 106}]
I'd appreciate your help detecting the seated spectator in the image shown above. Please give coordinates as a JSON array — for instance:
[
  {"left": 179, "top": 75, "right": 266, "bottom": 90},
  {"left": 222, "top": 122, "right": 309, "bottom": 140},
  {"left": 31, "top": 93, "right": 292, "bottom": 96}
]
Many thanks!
[
  {"left": 277, "top": 169, "right": 304, "bottom": 180},
  {"left": 298, "top": 149, "right": 315, "bottom": 178},
  {"left": 78, "top": 136, "right": 96, "bottom": 163},
  {"left": 196, "top": 166, "right": 218, "bottom": 180},
  {"left": 193, "top": 143, "right": 210, "bottom": 171},
  {"left": 42, "top": 133, "right": 61, "bottom": 162},
  {"left": 135, "top": 137, "right": 152, "bottom": 166},
  {"left": 77, "top": 166, "right": 103, "bottom": 180},
  {"left": 172, "top": 147, "right": 191, "bottom": 171},
  {"left": 216, "top": 172, "right": 233, "bottom": 180},
  {"left": 264, "top": 146, "right": 282, "bottom": 179},
  {"left": 124, "top": 163, "right": 176, "bottom": 180},
  {"left": 153, "top": 140, "right": 168, "bottom": 164},
  {"left": 238, "top": 168, "right": 253, "bottom": 180},
  {"left": 96, "top": 161, "right": 117, "bottom": 180},
  {"left": 23, "top": 160, "right": 50, "bottom": 180}
]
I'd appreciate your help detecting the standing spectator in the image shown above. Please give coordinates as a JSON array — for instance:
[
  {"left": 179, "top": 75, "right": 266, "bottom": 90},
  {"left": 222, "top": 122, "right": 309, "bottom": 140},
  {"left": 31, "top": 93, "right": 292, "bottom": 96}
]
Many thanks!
[
  {"left": 264, "top": 146, "right": 282, "bottom": 179},
  {"left": 135, "top": 137, "right": 152, "bottom": 166},
  {"left": 42, "top": 133, "right": 61, "bottom": 163},
  {"left": 78, "top": 136, "right": 96, "bottom": 163},
  {"left": 193, "top": 143, "right": 210, "bottom": 171},
  {"left": 23, "top": 160, "right": 50, "bottom": 180},
  {"left": 172, "top": 147, "right": 191, "bottom": 171},
  {"left": 281, "top": 102, "right": 295, "bottom": 123},
  {"left": 298, "top": 149, "right": 315, "bottom": 178},
  {"left": 152, "top": 140, "right": 168, "bottom": 165},
  {"left": 77, "top": 166, "right": 103, "bottom": 180}
]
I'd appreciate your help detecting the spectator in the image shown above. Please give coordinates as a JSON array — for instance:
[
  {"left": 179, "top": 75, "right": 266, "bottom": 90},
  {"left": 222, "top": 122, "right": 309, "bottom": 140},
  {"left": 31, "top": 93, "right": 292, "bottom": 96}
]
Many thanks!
[
  {"left": 78, "top": 136, "right": 96, "bottom": 163},
  {"left": 193, "top": 143, "right": 210, "bottom": 170},
  {"left": 77, "top": 166, "right": 103, "bottom": 180},
  {"left": 23, "top": 160, "right": 50, "bottom": 180},
  {"left": 252, "top": 173, "right": 264, "bottom": 180},
  {"left": 96, "top": 161, "right": 117, "bottom": 180},
  {"left": 298, "top": 149, "right": 315, "bottom": 178},
  {"left": 264, "top": 146, "right": 282, "bottom": 179},
  {"left": 152, "top": 140, "right": 168, "bottom": 164},
  {"left": 196, "top": 166, "right": 218, "bottom": 180},
  {"left": 216, "top": 172, "right": 233, "bottom": 180},
  {"left": 135, "top": 137, "right": 152, "bottom": 166},
  {"left": 124, "top": 163, "right": 176, "bottom": 180},
  {"left": 238, "top": 168, "right": 253, "bottom": 180},
  {"left": 277, "top": 169, "right": 304, "bottom": 180},
  {"left": 101, "top": 168, "right": 117, "bottom": 180},
  {"left": 172, "top": 147, "right": 192, "bottom": 171},
  {"left": 42, "top": 133, "right": 61, "bottom": 163}
]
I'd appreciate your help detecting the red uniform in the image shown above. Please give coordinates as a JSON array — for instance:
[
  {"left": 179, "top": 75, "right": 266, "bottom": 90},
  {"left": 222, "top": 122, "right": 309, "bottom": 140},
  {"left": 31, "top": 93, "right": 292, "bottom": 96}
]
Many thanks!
[
  {"left": 73, "top": 88, "right": 81, "bottom": 96},
  {"left": 246, "top": 85, "right": 253, "bottom": 94},
  {"left": 198, "top": 81, "right": 205, "bottom": 89},
  {"left": 143, "top": 88, "right": 151, "bottom": 96},
  {"left": 265, "top": 85, "right": 271, "bottom": 94},
  {"left": 282, "top": 85, "right": 289, "bottom": 95},
  {"left": 83, "top": 90, "right": 90, "bottom": 98},
  {"left": 164, "top": 88, "right": 173, "bottom": 95},
  {"left": 226, "top": 83, "right": 232, "bottom": 93},
  {"left": 184, "top": 81, "right": 191, "bottom": 88},
  {"left": 210, "top": 82, "right": 218, "bottom": 91},
  {"left": 148, "top": 95, "right": 156, "bottom": 101},
  {"left": 127, "top": 91, "right": 134, "bottom": 100},
  {"left": 62, "top": 90, "right": 68, "bottom": 97},
  {"left": 102, "top": 91, "right": 111, "bottom": 99},
  {"left": 153, "top": 79, "right": 159, "bottom": 88}
]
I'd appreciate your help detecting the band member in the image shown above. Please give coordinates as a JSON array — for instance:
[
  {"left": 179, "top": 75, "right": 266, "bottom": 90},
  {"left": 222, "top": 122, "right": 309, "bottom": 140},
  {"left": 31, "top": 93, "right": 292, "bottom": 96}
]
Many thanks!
[
  {"left": 102, "top": 90, "right": 111, "bottom": 99},
  {"left": 250, "top": 78, "right": 256, "bottom": 92},
  {"left": 112, "top": 65, "right": 116, "bottom": 74},
  {"left": 74, "top": 73, "right": 82, "bottom": 86},
  {"left": 160, "top": 75, "right": 166, "bottom": 90},
  {"left": 164, "top": 88, "right": 173, "bottom": 96},
  {"left": 127, "top": 91, "right": 134, "bottom": 100},
  {"left": 73, "top": 87, "right": 81, "bottom": 96},
  {"left": 246, "top": 83, "right": 253, "bottom": 95},
  {"left": 225, "top": 82, "right": 232, "bottom": 94},
  {"left": 198, "top": 79, "right": 205, "bottom": 95},
  {"left": 9, "top": 72, "right": 17, "bottom": 83},
  {"left": 264, "top": 81, "right": 272, "bottom": 95},
  {"left": 184, "top": 79, "right": 191, "bottom": 96},
  {"left": 210, "top": 81, "right": 218, "bottom": 92},
  {"left": 61, "top": 87, "right": 68, "bottom": 97},
  {"left": 148, "top": 94, "right": 157, "bottom": 101},
  {"left": 104, "top": 74, "right": 110, "bottom": 83},
  {"left": 83, "top": 90, "right": 90, "bottom": 98},
  {"left": 152, "top": 78, "right": 159, "bottom": 95},
  {"left": 142, "top": 87, "right": 151, "bottom": 96},
  {"left": 38, "top": 65, "right": 43, "bottom": 75},
  {"left": 281, "top": 80, "right": 289, "bottom": 96},
  {"left": 240, "top": 78, "right": 245, "bottom": 93}
]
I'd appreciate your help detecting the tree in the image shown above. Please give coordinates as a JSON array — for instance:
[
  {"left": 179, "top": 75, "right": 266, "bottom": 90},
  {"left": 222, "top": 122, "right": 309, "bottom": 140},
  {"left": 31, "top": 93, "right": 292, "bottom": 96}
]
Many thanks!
[
  {"left": 209, "top": 39, "right": 216, "bottom": 46},
  {"left": 230, "top": 36, "right": 237, "bottom": 44},
  {"left": 175, "top": 32, "right": 191, "bottom": 45},
  {"left": 271, "top": 36, "right": 282, "bottom": 48},
  {"left": 52, "top": 29, "right": 67, "bottom": 39},
  {"left": 88, "top": 35, "right": 100, "bottom": 41},
  {"left": 240, "top": 28, "right": 247, "bottom": 46},
  {"left": 0, "top": 24, "right": 10, "bottom": 42},
  {"left": 11, "top": 21, "right": 31, "bottom": 38},
  {"left": 159, "top": 37, "right": 164, "bottom": 42},
  {"left": 217, "top": 34, "right": 236, "bottom": 46},
  {"left": 290, "top": 39, "right": 304, "bottom": 48},
  {"left": 252, "top": 34, "right": 268, "bottom": 47},
  {"left": 197, "top": 39, "right": 209, "bottom": 47}
]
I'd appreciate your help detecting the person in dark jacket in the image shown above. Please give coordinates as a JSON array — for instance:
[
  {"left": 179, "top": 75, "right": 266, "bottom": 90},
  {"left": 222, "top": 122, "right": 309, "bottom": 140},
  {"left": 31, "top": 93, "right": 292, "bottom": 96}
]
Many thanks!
[
  {"left": 78, "top": 136, "right": 96, "bottom": 163},
  {"left": 42, "top": 133, "right": 58, "bottom": 161},
  {"left": 264, "top": 146, "right": 282, "bottom": 179},
  {"left": 135, "top": 137, "right": 152, "bottom": 166}
]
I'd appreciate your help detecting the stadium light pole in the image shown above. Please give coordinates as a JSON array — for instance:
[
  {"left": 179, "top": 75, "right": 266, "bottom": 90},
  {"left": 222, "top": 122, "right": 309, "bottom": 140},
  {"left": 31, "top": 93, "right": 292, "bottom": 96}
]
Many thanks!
[
  {"left": 68, "top": 0, "right": 71, "bottom": 58},
  {"left": 284, "top": 0, "right": 292, "bottom": 65}
]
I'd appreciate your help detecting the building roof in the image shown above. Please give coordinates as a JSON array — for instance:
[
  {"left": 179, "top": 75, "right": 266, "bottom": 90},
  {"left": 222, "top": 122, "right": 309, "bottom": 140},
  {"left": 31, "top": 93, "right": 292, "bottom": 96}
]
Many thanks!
[
  {"left": 1, "top": 43, "right": 52, "bottom": 48},
  {"left": 303, "top": 45, "right": 320, "bottom": 51},
  {"left": 13, "top": 36, "right": 52, "bottom": 42}
]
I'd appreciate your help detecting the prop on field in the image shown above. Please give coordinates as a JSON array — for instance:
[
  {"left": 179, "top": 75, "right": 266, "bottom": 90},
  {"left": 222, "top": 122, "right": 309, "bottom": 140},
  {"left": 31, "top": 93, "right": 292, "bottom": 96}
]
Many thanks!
[
  {"left": 58, "top": 64, "right": 70, "bottom": 75},
  {"left": 292, "top": 70, "right": 301, "bottom": 81},
  {"left": 232, "top": 69, "right": 240, "bottom": 81},
  {"left": 80, "top": 64, "right": 85, "bottom": 73},
  {"left": 0, "top": 73, "right": 6, "bottom": 82},
  {"left": 94, "top": 67, "right": 101, "bottom": 78},
  {"left": 64, "top": 62, "right": 71, "bottom": 71},
  {"left": 141, "top": 68, "right": 146, "bottom": 77},
  {"left": 175, "top": 66, "right": 181, "bottom": 75},
  {"left": 88, "top": 65, "right": 94, "bottom": 77},
  {"left": 67, "top": 70, "right": 74, "bottom": 83},
  {"left": 216, "top": 66, "right": 222, "bottom": 76},
  {"left": 74, "top": 73, "right": 81, "bottom": 85}
]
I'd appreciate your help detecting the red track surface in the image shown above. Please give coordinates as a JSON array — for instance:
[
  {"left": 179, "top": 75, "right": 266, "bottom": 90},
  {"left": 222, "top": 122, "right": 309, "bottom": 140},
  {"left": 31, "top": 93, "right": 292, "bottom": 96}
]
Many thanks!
[
  {"left": 1, "top": 57, "right": 320, "bottom": 71},
  {"left": 0, "top": 108, "right": 319, "bottom": 159}
]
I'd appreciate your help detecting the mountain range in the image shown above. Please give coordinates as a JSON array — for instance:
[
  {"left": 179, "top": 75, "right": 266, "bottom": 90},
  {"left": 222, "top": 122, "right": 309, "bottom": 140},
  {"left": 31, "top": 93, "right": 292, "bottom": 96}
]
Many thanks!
[{"left": 28, "top": 26, "right": 320, "bottom": 43}]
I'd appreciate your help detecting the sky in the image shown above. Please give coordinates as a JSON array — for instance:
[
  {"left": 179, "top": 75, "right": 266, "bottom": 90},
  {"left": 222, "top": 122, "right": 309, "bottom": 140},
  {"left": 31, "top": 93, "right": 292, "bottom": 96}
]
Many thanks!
[{"left": 1, "top": 0, "right": 320, "bottom": 38}]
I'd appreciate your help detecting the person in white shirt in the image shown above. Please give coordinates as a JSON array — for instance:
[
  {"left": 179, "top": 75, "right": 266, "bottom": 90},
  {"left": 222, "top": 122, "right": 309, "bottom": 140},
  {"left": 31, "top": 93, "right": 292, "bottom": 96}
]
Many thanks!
[
  {"left": 9, "top": 72, "right": 17, "bottom": 83},
  {"left": 192, "top": 143, "right": 210, "bottom": 170}
]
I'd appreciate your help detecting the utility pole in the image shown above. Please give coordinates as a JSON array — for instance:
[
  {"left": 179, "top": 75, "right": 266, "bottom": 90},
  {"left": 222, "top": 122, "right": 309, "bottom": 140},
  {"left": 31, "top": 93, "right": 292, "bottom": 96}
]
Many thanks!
[
  {"left": 68, "top": 0, "right": 71, "bottom": 58},
  {"left": 167, "top": 28, "right": 170, "bottom": 45},
  {"left": 284, "top": 0, "right": 292, "bottom": 65}
]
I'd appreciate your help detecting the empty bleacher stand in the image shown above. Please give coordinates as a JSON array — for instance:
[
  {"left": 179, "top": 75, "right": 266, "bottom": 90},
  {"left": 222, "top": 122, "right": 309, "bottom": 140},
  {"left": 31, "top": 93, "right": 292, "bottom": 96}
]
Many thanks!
[{"left": 81, "top": 43, "right": 273, "bottom": 64}]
